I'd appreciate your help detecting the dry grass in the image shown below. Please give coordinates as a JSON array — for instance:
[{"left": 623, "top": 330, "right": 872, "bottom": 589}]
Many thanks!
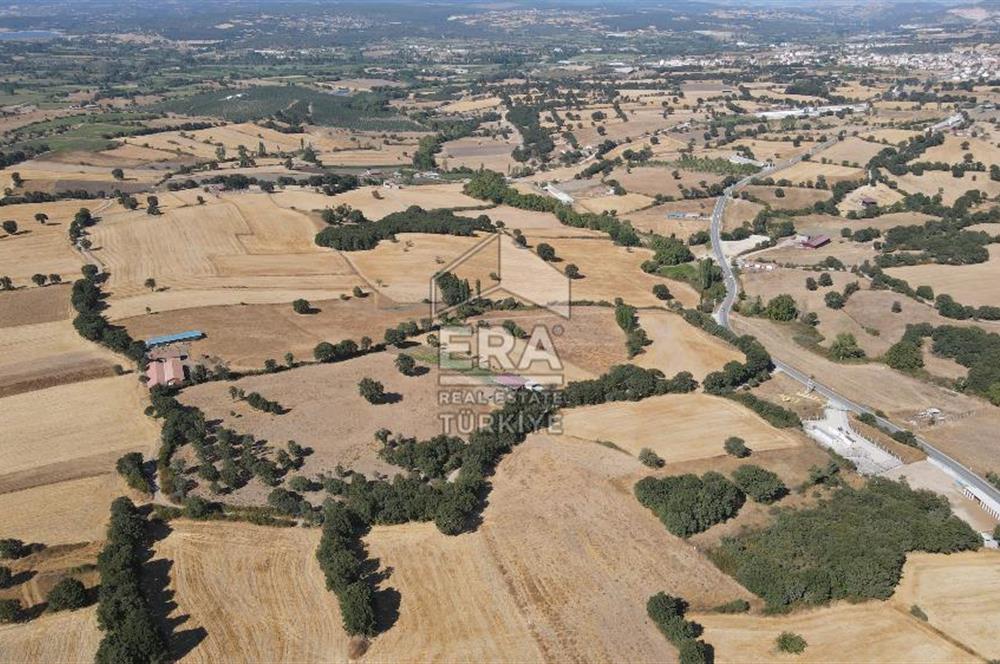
[
  {"left": 891, "top": 170, "right": 1000, "bottom": 205},
  {"left": 0, "top": 200, "right": 88, "bottom": 285},
  {"left": 363, "top": 432, "right": 752, "bottom": 661},
  {"left": 274, "top": 183, "right": 482, "bottom": 223},
  {"left": 151, "top": 520, "right": 350, "bottom": 663},
  {"left": 838, "top": 183, "right": 904, "bottom": 214},
  {"left": 121, "top": 295, "right": 427, "bottom": 371},
  {"left": 0, "top": 473, "right": 127, "bottom": 545},
  {"left": 0, "top": 375, "right": 158, "bottom": 494},
  {"left": 634, "top": 309, "right": 743, "bottom": 378},
  {"left": 778, "top": 161, "right": 864, "bottom": 186},
  {"left": 693, "top": 601, "right": 977, "bottom": 663},
  {"left": 346, "top": 232, "right": 483, "bottom": 303},
  {"left": 575, "top": 192, "right": 655, "bottom": 216},
  {"left": 521, "top": 235, "right": 701, "bottom": 307},
  {"left": 890, "top": 551, "right": 1000, "bottom": 659},
  {"left": 625, "top": 200, "right": 715, "bottom": 238},
  {"left": 560, "top": 392, "right": 803, "bottom": 463},
  {"left": 0, "top": 605, "right": 101, "bottom": 663},
  {"left": 743, "top": 185, "right": 831, "bottom": 210},
  {"left": 885, "top": 246, "right": 1000, "bottom": 308},
  {"left": 179, "top": 349, "right": 492, "bottom": 503},
  {"left": 814, "top": 136, "right": 886, "bottom": 166},
  {"left": 92, "top": 191, "right": 362, "bottom": 318}
]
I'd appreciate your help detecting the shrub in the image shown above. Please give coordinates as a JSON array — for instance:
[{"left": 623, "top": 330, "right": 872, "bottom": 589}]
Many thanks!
[
  {"left": 536, "top": 242, "right": 556, "bottom": 261},
  {"left": 765, "top": 294, "right": 798, "bottom": 321},
  {"left": 910, "top": 604, "right": 928, "bottom": 621},
  {"left": 0, "top": 538, "right": 27, "bottom": 559},
  {"left": 818, "top": 272, "right": 833, "bottom": 287},
  {"left": 824, "top": 291, "right": 845, "bottom": 309},
  {"left": 394, "top": 353, "right": 417, "bottom": 376},
  {"left": 652, "top": 283, "right": 672, "bottom": 300},
  {"left": 0, "top": 566, "right": 10, "bottom": 588},
  {"left": 115, "top": 452, "right": 151, "bottom": 494},
  {"left": 292, "top": 298, "right": 313, "bottom": 314},
  {"left": 712, "top": 598, "right": 750, "bottom": 613},
  {"left": 639, "top": 448, "right": 665, "bottom": 468},
  {"left": 724, "top": 436, "right": 751, "bottom": 458},
  {"left": 776, "top": 632, "right": 807, "bottom": 654},
  {"left": 47, "top": 577, "right": 88, "bottom": 612},
  {"left": 0, "top": 598, "right": 20, "bottom": 623},
  {"left": 884, "top": 340, "right": 924, "bottom": 371},
  {"left": 358, "top": 378, "right": 386, "bottom": 404},
  {"left": 829, "top": 333, "right": 866, "bottom": 360},
  {"left": 732, "top": 465, "right": 787, "bottom": 504}
]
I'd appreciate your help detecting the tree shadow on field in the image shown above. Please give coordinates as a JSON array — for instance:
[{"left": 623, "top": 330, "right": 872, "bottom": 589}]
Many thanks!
[
  {"left": 359, "top": 550, "right": 400, "bottom": 635},
  {"left": 142, "top": 519, "right": 207, "bottom": 659}
]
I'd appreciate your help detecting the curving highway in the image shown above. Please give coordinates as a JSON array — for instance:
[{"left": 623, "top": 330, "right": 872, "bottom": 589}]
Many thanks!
[{"left": 708, "top": 139, "right": 1000, "bottom": 518}]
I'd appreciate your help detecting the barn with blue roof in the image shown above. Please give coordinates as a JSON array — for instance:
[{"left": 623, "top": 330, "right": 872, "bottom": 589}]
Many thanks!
[{"left": 144, "top": 330, "right": 204, "bottom": 348}]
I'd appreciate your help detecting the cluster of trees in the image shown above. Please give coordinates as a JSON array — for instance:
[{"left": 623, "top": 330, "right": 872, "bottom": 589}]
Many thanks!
[
  {"left": 377, "top": 432, "right": 466, "bottom": 479},
  {"left": 315, "top": 501, "right": 378, "bottom": 637},
  {"left": 95, "top": 498, "right": 168, "bottom": 663},
  {"left": 614, "top": 299, "right": 650, "bottom": 357},
  {"left": 243, "top": 391, "right": 285, "bottom": 414},
  {"left": 681, "top": 308, "right": 775, "bottom": 394},
  {"left": 562, "top": 364, "right": 697, "bottom": 407},
  {"left": 710, "top": 478, "right": 980, "bottom": 610},
  {"left": 148, "top": 387, "right": 208, "bottom": 500},
  {"left": 926, "top": 325, "right": 1000, "bottom": 403},
  {"left": 729, "top": 392, "right": 802, "bottom": 428},
  {"left": 315, "top": 206, "right": 495, "bottom": 251},
  {"left": 635, "top": 472, "right": 745, "bottom": 537},
  {"left": 646, "top": 593, "right": 712, "bottom": 664},
  {"left": 506, "top": 104, "right": 555, "bottom": 162},
  {"left": 71, "top": 266, "right": 145, "bottom": 363},
  {"left": 115, "top": 452, "right": 152, "bottom": 494},
  {"left": 463, "top": 170, "right": 641, "bottom": 247}
]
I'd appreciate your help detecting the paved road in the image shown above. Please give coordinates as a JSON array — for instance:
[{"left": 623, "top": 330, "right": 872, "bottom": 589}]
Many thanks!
[{"left": 708, "top": 139, "right": 1000, "bottom": 515}]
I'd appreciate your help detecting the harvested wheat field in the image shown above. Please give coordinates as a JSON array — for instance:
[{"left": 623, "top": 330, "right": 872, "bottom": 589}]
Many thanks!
[
  {"left": 180, "top": 350, "right": 492, "bottom": 502},
  {"left": 778, "top": 161, "right": 864, "bottom": 186},
  {"left": 625, "top": 200, "right": 714, "bottom": 238},
  {"left": 0, "top": 605, "right": 101, "bottom": 664},
  {"left": 561, "top": 393, "right": 802, "bottom": 464},
  {"left": 92, "top": 192, "right": 362, "bottom": 318},
  {"left": 923, "top": 134, "right": 1000, "bottom": 166},
  {"left": 151, "top": 520, "right": 349, "bottom": 663},
  {"left": 0, "top": 375, "right": 158, "bottom": 494},
  {"left": 480, "top": 204, "right": 602, "bottom": 238},
  {"left": 611, "top": 166, "right": 724, "bottom": 199},
  {"left": 814, "top": 136, "right": 885, "bottom": 166},
  {"left": 520, "top": 235, "right": 700, "bottom": 308},
  {"left": 742, "top": 185, "right": 830, "bottom": 210},
  {"left": 362, "top": 522, "right": 545, "bottom": 662},
  {"left": 0, "top": 200, "right": 88, "bottom": 284},
  {"left": 346, "top": 232, "right": 483, "bottom": 303},
  {"left": 890, "top": 551, "right": 1000, "bottom": 659},
  {"left": 634, "top": 309, "right": 742, "bottom": 378},
  {"left": 440, "top": 134, "right": 519, "bottom": 173},
  {"left": 0, "top": 473, "right": 127, "bottom": 545},
  {"left": 693, "top": 601, "right": 977, "bottom": 663},
  {"left": 0, "top": 316, "right": 120, "bottom": 398},
  {"left": 121, "top": 295, "right": 427, "bottom": 370},
  {"left": 438, "top": 96, "right": 502, "bottom": 114},
  {"left": 477, "top": 306, "right": 630, "bottom": 379},
  {"left": 721, "top": 197, "right": 765, "bottom": 232},
  {"left": 277, "top": 183, "right": 482, "bottom": 222},
  {"left": 574, "top": 192, "right": 654, "bottom": 216},
  {"left": 0, "top": 283, "right": 72, "bottom": 328},
  {"left": 365, "top": 433, "right": 752, "bottom": 662},
  {"left": 892, "top": 170, "right": 1000, "bottom": 205},
  {"left": 886, "top": 246, "right": 1000, "bottom": 309}
]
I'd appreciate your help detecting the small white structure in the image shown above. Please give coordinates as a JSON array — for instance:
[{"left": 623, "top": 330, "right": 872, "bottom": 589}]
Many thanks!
[
  {"left": 544, "top": 184, "right": 574, "bottom": 204},
  {"left": 803, "top": 406, "right": 903, "bottom": 475}
]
